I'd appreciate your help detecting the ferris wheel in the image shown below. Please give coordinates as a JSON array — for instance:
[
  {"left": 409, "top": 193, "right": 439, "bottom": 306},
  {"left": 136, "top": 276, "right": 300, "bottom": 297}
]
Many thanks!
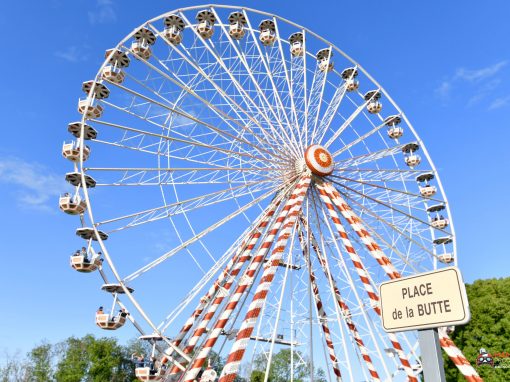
[{"left": 61, "top": 5, "right": 482, "bottom": 382}]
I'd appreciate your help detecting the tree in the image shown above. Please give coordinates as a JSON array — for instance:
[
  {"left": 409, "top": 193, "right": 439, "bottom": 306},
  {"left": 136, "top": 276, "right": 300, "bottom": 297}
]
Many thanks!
[
  {"left": 443, "top": 277, "right": 510, "bottom": 381},
  {"left": 54, "top": 334, "right": 136, "bottom": 382},
  {"left": 27, "top": 342, "right": 53, "bottom": 381},
  {"left": 54, "top": 336, "right": 92, "bottom": 382},
  {"left": 0, "top": 351, "right": 32, "bottom": 382}
]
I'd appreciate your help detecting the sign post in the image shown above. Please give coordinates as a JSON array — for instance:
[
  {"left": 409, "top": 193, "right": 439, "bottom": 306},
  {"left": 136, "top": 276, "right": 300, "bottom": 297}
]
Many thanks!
[{"left": 379, "top": 267, "right": 470, "bottom": 380}]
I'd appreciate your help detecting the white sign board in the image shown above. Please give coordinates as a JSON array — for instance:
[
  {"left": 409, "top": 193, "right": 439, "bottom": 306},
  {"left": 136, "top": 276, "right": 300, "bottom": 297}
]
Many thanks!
[{"left": 379, "top": 267, "right": 470, "bottom": 332}]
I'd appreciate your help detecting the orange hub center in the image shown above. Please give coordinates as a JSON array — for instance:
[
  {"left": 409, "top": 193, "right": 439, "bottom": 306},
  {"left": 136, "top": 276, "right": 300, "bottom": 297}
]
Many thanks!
[{"left": 304, "top": 145, "right": 334, "bottom": 176}]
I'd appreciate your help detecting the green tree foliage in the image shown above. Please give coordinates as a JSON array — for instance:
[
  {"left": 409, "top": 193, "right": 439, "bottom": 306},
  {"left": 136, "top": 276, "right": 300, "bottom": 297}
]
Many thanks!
[
  {"left": 0, "top": 335, "right": 137, "bottom": 382},
  {"left": 28, "top": 342, "right": 54, "bottom": 381},
  {"left": 443, "top": 277, "right": 510, "bottom": 381}
]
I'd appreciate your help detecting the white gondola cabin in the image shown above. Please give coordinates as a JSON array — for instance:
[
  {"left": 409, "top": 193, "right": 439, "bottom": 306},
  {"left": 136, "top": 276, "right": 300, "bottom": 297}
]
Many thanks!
[
  {"left": 135, "top": 367, "right": 161, "bottom": 381},
  {"left": 364, "top": 90, "right": 382, "bottom": 114},
  {"left": 317, "top": 48, "right": 333, "bottom": 72},
  {"left": 131, "top": 27, "right": 156, "bottom": 60},
  {"left": 95, "top": 312, "right": 127, "bottom": 330},
  {"left": 385, "top": 115, "right": 403, "bottom": 139},
  {"left": 289, "top": 32, "right": 304, "bottom": 57},
  {"left": 68, "top": 122, "right": 97, "bottom": 140},
  {"left": 102, "top": 65, "right": 125, "bottom": 84},
  {"left": 62, "top": 141, "right": 90, "bottom": 162},
  {"left": 228, "top": 12, "right": 247, "bottom": 40},
  {"left": 200, "top": 367, "right": 217, "bottom": 382},
  {"left": 196, "top": 10, "right": 216, "bottom": 39},
  {"left": 341, "top": 67, "right": 359, "bottom": 92},
  {"left": 78, "top": 99, "right": 103, "bottom": 119},
  {"left": 416, "top": 172, "right": 437, "bottom": 197},
  {"left": 59, "top": 194, "right": 87, "bottom": 215},
  {"left": 259, "top": 19, "right": 276, "bottom": 46},
  {"left": 164, "top": 14, "right": 185, "bottom": 45},
  {"left": 70, "top": 254, "right": 101, "bottom": 272},
  {"left": 428, "top": 204, "right": 449, "bottom": 229},
  {"left": 438, "top": 253, "right": 455, "bottom": 264},
  {"left": 131, "top": 41, "right": 152, "bottom": 60},
  {"left": 402, "top": 142, "right": 421, "bottom": 168}
]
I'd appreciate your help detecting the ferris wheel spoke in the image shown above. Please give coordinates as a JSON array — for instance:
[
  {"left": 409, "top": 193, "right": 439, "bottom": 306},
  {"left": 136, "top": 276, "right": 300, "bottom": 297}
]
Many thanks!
[
  {"left": 90, "top": 145, "right": 261, "bottom": 179},
  {"left": 323, "top": 90, "right": 380, "bottom": 149},
  {"left": 328, "top": 179, "right": 449, "bottom": 236},
  {"left": 97, "top": 179, "right": 278, "bottom": 233},
  {"left": 89, "top": 118, "right": 276, "bottom": 166},
  {"left": 328, "top": 188, "right": 436, "bottom": 267},
  {"left": 307, "top": 48, "right": 333, "bottom": 145},
  {"left": 117, "top": 63, "right": 284, "bottom": 163},
  {"left": 161, "top": 195, "right": 285, "bottom": 357},
  {"left": 328, "top": 173, "right": 444, "bottom": 203},
  {"left": 122, "top": 181, "right": 295, "bottom": 283},
  {"left": 324, "top": 182, "right": 429, "bottom": 279},
  {"left": 273, "top": 19, "right": 301, "bottom": 139},
  {"left": 230, "top": 11, "right": 301, "bottom": 154},
  {"left": 96, "top": 178, "right": 275, "bottom": 225},
  {"left": 313, "top": 188, "right": 419, "bottom": 380},
  {"left": 212, "top": 176, "right": 310, "bottom": 382},
  {"left": 170, "top": 218, "right": 294, "bottom": 376},
  {"left": 87, "top": 167, "right": 278, "bottom": 188},
  {"left": 102, "top": 81, "right": 278, "bottom": 162},
  {"left": 238, "top": 13, "right": 301, "bottom": 151},
  {"left": 299, "top": 209, "right": 385, "bottom": 381},
  {"left": 334, "top": 141, "right": 416, "bottom": 167},
  {"left": 177, "top": 177, "right": 304, "bottom": 381},
  {"left": 331, "top": 119, "right": 390, "bottom": 158},
  {"left": 316, "top": 68, "right": 357, "bottom": 145},
  {"left": 296, "top": 224, "right": 342, "bottom": 381},
  {"left": 149, "top": 18, "right": 297, "bottom": 158},
  {"left": 336, "top": 168, "right": 428, "bottom": 183}
]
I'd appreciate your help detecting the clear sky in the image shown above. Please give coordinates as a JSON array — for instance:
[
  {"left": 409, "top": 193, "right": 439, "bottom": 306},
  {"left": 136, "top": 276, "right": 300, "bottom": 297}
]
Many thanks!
[{"left": 0, "top": 0, "right": 509, "bottom": 358}]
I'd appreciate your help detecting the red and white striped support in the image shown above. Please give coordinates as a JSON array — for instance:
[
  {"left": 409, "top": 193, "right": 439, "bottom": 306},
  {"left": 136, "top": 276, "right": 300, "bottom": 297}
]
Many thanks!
[
  {"left": 323, "top": 182, "right": 401, "bottom": 279},
  {"left": 315, "top": 183, "right": 418, "bottom": 381},
  {"left": 298, "top": 218, "right": 381, "bottom": 382},
  {"left": 296, "top": 225, "right": 342, "bottom": 382},
  {"left": 323, "top": 183, "right": 481, "bottom": 382},
  {"left": 182, "top": 177, "right": 311, "bottom": 382},
  {"left": 165, "top": 198, "right": 284, "bottom": 374},
  {"left": 216, "top": 176, "right": 311, "bottom": 382},
  {"left": 438, "top": 328, "right": 483, "bottom": 382}
]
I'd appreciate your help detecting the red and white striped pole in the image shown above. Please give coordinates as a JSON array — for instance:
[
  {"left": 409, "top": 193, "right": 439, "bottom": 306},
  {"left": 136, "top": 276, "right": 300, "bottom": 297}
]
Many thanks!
[
  {"left": 181, "top": 177, "right": 310, "bottom": 382},
  {"left": 324, "top": 182, "right": 482, "bottom": 382},
  {"left": 315, "top": 182, "right": 418, "bottom": 381},
  {"left": 323, "top": 182, "right": 401, "bottom": 279},
  {"left": 298, "top": 216, "right": 381, "bottom": 382},
  {"left": 438, "top": 328, "right": 483, "bottom": 382},
  {"left": 297, "top": 225, "right": 342, "bottom": 382},
  {"left": 165, "top": 197, "right": 284, "bottom": 374},
  {"left": 216, "top": 176, "right": 311, "bottom": 382}
]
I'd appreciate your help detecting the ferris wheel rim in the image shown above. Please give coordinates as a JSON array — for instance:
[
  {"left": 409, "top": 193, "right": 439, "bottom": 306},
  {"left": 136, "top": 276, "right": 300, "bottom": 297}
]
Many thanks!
[{"left": 70, "top": 4, "right": 458, "bottom": 380}]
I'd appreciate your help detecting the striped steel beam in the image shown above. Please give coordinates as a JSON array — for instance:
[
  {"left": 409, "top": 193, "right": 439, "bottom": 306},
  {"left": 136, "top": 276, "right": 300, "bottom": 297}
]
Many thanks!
[
  {"left": 297, "top": 223, "right": 342, "bottom": 382},
  {"left": 216, "top": 176, "right": 311, "bottom": 382}
]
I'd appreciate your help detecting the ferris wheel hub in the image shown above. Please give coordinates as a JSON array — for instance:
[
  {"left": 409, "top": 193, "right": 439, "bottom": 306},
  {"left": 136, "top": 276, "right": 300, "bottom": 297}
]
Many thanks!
[{"left": 304, "top": 145, "right": 334, "bottom": 176}]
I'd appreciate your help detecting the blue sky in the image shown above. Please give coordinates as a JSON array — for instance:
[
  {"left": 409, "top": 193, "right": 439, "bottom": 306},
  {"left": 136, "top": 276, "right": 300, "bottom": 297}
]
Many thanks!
[{"left": 1, "top": 0, "right": 509, "bottom": 358}]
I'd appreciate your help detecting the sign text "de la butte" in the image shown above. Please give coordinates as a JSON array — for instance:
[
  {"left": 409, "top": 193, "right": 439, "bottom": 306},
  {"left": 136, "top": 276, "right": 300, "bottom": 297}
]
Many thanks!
[{"left": 379, "top": 267, "right": 470, "bottom": 332}]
